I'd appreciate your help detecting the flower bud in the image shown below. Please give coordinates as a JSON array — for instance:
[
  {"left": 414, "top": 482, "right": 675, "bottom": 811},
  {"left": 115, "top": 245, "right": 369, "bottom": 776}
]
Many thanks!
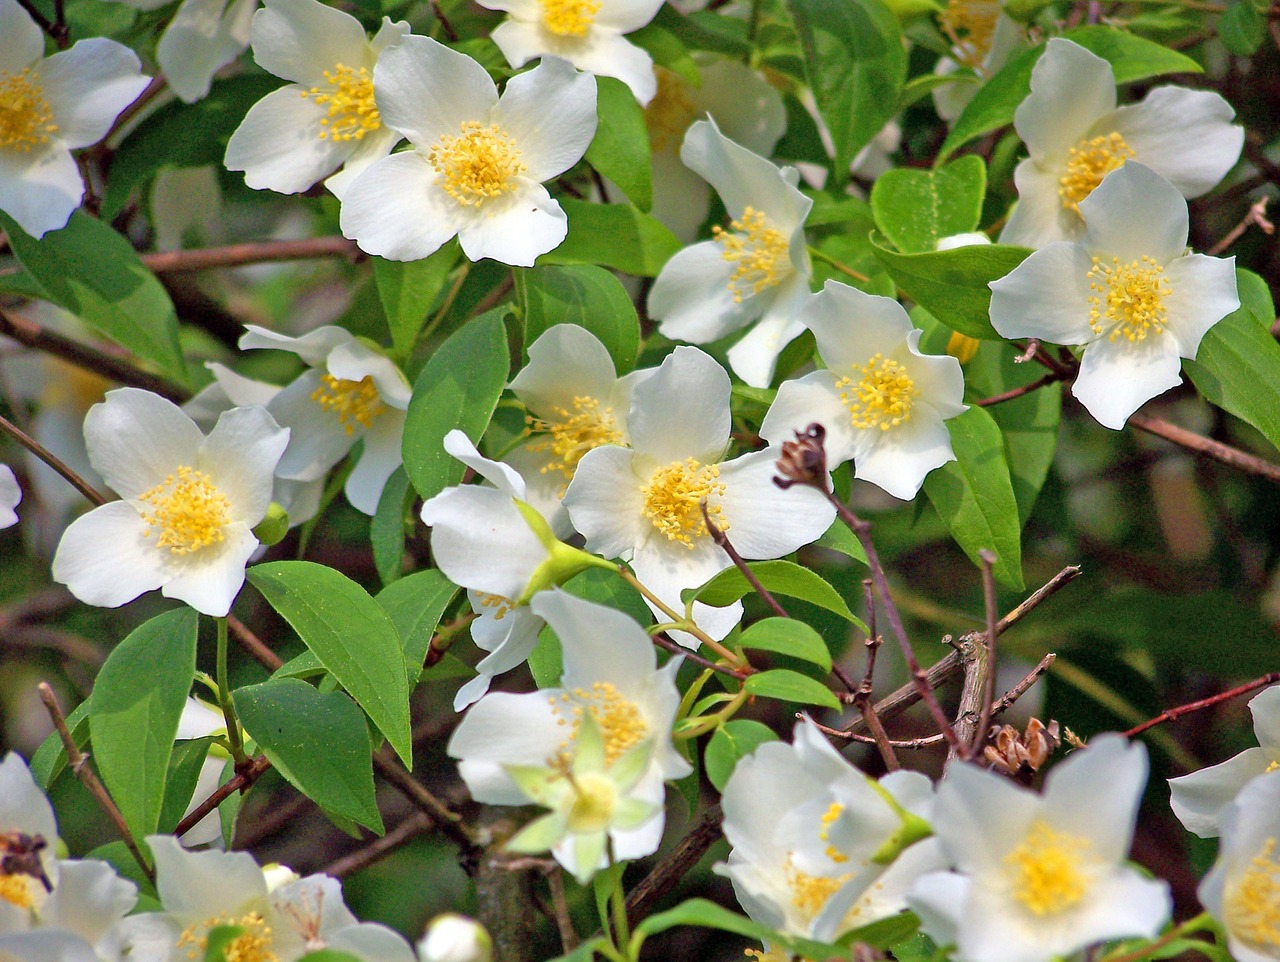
[
  {"left": 252, "top": 502, "right": 290, "bottom": 546},
  {"left": 417, "top": 914, "right": 493, "bottom": 962}
]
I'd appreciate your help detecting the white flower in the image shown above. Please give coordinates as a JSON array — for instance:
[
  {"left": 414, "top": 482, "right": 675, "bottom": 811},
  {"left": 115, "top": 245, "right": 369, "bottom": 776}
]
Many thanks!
[
  {"left": 0, "top": 0, "right": 149, "bottom": 238},
  {"left": 907, "top": 734, "right": 1171, "bottom": 962},
  {"left": 239, "top": 324, "right": 411, "bottom": 515},
  {"left": 999, "top": 37, "right": 1243, "bottom": 248},
  {"left": 1198, "top": 770, "right": 1280, "bottom": 962},
  {"left": 647, "top": 119, "right": 813, "bottom": 388},
  {"left": 420, "top": 431, "right": 609, "bottom": 710},
  {"left": 989, "top": 162, "right": 1239, "bottom": 429},
  {"left": 563, "top": 346, "right": 835, "bottom": 642},
  {"left": 340, "top": 39, "right": 597, "bottom": 265},
  {"left": 759, "top": 281, "right": 967, "bottom": 501},
  {"left": 1169, "top": 686, "right": 1280, "bottom": 839},
  {"left": 0, "top": 464, "right": 19, "bottom": 529},
  {"left": 931, "top": 0, "right": 1026, "bottom": 125},
  {"left": 224, "top": 0, "right": 409, "bottom": 197},
  {"left": 448, "top": 591, "right": 689, "bottom": 881},
  {"left": 417, "top": 915, "right": 492, "bottom": 962},
  {"left": 478, "top": 0, "right": 663, "bottom": 104},
  {"left": 173, "top": 698, "right": 231, "bottom": 848},
  {"left": 50, "top": 388, "right": 289, "bottom": 617}
]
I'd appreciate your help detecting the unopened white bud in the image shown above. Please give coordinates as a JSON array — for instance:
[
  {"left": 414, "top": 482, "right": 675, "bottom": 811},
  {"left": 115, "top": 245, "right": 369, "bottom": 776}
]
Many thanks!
[
  {"left": 417, "top": 913, "right": 492, "bottom": 962},
  {"left": 261, "top": 863, "right": 300, "bottom": 892}
]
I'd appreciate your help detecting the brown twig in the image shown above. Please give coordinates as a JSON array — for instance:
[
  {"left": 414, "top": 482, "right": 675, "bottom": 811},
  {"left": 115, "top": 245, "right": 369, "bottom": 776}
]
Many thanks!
[
  {"left": 173, "top": 754, "right": 271, "bottom": 838},
  {"left": 227, "top": 615, "right": 282, "bottom": 672},
  {"left": 37, "top": 683, "right": 154, "bottom": 883},
  {"left": 140, "top": 237, "right": 361, "bottom": 274},
  {"left": 701, "top": 502, "right": 788, "bottom": 619},
  {"left": 323, "top": 811, "right": 435, "bottom": 878},
  {"left": 969, "top": 550, "right": 1001, "bottom": 760},
  {"left": 851, "top": 580, "right": 898, "bottom": 769},
  {"left": 0, "top": 412, "right": 108, "bottom": 506},
  {"left": 372, "top": 747, "right": 480, "bottom": 854},
  {"left": 652, "top": 633, "right": 752, "bottom": 680},
  {"left": 547, "top": 866, "right": 579, "bottom": 952},
  {"left": 1207, "top": 196, "right": 1274, "bottom": 256},
  {"left": 623, "top": 804, "right": 725, "bottom": 925},
  {"left": 1129, "top": 413, "right": 1280, "bottom": 485},
  {"left": 974, "top": 372, "right": 1064, "bottom": 407},
  {"left": 1124, "top": 670, "right": 1280, "bottom": 738}
]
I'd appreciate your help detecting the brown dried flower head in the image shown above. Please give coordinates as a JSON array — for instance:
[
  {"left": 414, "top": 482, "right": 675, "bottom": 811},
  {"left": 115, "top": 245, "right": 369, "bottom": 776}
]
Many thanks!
[{"left": 984, "top": 717, "right": 1060, "bottom": 778}]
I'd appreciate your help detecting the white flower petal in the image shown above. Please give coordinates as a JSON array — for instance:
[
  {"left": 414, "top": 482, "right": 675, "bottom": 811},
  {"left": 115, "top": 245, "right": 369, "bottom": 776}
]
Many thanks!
[
  {"left": 1073, "top": 332, "right": 1183, "bottom": 429},
  {"left": 693, "top": 58, "right": 786, "bottom": 159},
  {"left": 648, "top": 240, "right": 755, "bottom": 343},
  {"left": 225, "top": 86, "right": 352, "bottom": 193},
  {"left": 0, "top": 143, "right": 84, "bottom": 239},
  {"left": 238, "top": 322, "right": 351, "bottom": 365},
  {"left": 1014, "top": 38, "right": 1115, "bottom": 162},
  {"left": 442, "top": 430, "right": 526, "bottom": 498},
  {"left": 855, "top": 403, "right": 955, "bottom": 500},
  {"left": 453, "top": 604, "right": 544, "bottom": 710},
  {"left": 41, "top": 859, "right": 137, "bottom": 943},
  {"left": 548, "top": 30, "right": 656, "bottom": 104},
  {"left": 533, "top": 590, "right": 657, "bottom": 690},
  {"left": 988, "top": 242, "right": 1095, "bottom": 344},
  {"left": 801, "top": 280, "right": 914, "bottom": 373},
  {"left": 1042, "top": 734, "right": 1146, "bottom": 863},
  {"left": 563, "top": 445, "right": 647, "bottom": 559},
  {"left": 680, "top": 118, "right": 811, "bottom": 231},
  {"left": 267, "top": 370, "right": 357, "bottom": 481},
  {"left": 725, "top": 292, "right": 807, "bottom": 388},
  {"left": 1168, "top": 746, "right": 1274, "bottom": 838},
  {"left": 84, "top": 388, "right": 204, "bottom": 499},
  {"left": 456, "top": 184, "right": 568, "bottom": 267},
  {"left": 160, "top": 522, "right": 259, "bottom": 616},
  {"left": 250, "top": 0, "right": 370, "bottom": 85},
  {"left": 448, "top": 692, "right": 564, "bottom": 803},
  {"left": 148, "top": 835, "right": 268, "bottom": 921},
  {"left": 511, "top": 324, "right": 620, "bottom": 417},
  {"left": 492, "top": 57, "right": 597, "bottom": 181},
  {"left": 374, "top": 36, "right": 497, "bottom": 146},
  {"left": 626, "top": 346, "right": 730, "bottom": 463},
  {"left": 1161, "top": 253, "right": 1239, "bottom": 359},
  {"left": 36, "top": 39, "right": 148, "bottom": 149},
  {"left": 0, "top": 0, "right": 44, "bottom": 73},
  {"left": 759, "top": 371, "right": 857, "bottom": 467},
  {"left": 715, "top": 449, "right": 834, "bottom": 556},
  {"left": 327, "top": 339, "right": 413, "bottom": 408},
  {"left": 0, "top": 464, "right": 20, "bottom": 528},
  {"left": 199, "top": 404, "right": 289, "bottom": 524},
  {"left": 0, "top": 753, "right": 58, "bottom": 844},
  {"left": 340, "top": 151, "right": 464, "bottom": 261},
  {"left": 420, "top": 486, "right": 547, "bottom": 599},
  {"left": 158, "top": 0, "right": 256, "bottom": 103},
  {"left": 999, "top": 159, "right": 1085, "bottom": 248},
  {"left": 1079, "top": 162, "right": 1188, "bottom": 265}
]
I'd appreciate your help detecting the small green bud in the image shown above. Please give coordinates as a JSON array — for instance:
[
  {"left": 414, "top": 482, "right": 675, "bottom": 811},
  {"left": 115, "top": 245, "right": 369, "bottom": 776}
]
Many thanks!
[{"left": 252, "top": 503, "right": 290, "bottom": 546}]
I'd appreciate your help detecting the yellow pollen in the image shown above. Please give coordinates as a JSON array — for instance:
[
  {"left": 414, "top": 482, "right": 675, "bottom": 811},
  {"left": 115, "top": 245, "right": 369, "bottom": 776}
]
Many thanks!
[
  {"left": 1086, "top": 255, "right": 1170, "bottom": 343},
  {"left": 713, "top": 207, "right": 790, "bottom": 303},
  {"left": 299, "top": 64, "right": 380, "bottom": 142},
  {"left": 176, "top": 912, "right": 278, "bottom": 962},
  {"left": 555, "top": 683, "right": 649, "bottom": 766},
  {"left": 138, "top": 466, "right": 231, "bottom": 555},
  {"left": 939, "top": 0, "right": 1001, "bottom": 68},
  {"left": 1226, "top": 837, "right": 1280, "bottom": 946},
  {"left": 476, "top": 592, "right": 517, "bottom": 621},
  {"left": 837, "top": 354, "right": 918, "bottom": 431},
  {"left": 566, "top": 772, "right": 617, "bottom": 832},
  {"left": 786, "top": 858, "right": 850, "bottom": 917},
  {"left": 429, "top": 120, "right": 526, "bottom": 207},
  {"left": 310, "top": 374, "right": 386, "bottom": 434},
  {"left": 1004, "top": 821, "right": 1092, "bottom": 916},
  {"left": 527, "top": 396, "right": 624, "bottom": 483},
  {"left": 644, "top": 68, "right": 697, "bottom": 153},
  {"left": 640, "top": 458, "right": 726, "bottom": 547},
  {"left": 818, "top": 801, "right": 849, "bottom": 864},
  {"left": 539, "top": 0, "right": 601, "bottom": 35},
  {"left": 0, "top": 873, "right": 34, "bottom": 910},
  {"left": 0, "top": 68, "right": 58, "bottom": 152},
  {"left": 1059, "top": 132, "right": 1135, "bottom": 213},
  {"left": 1266, "top": 760, "right": 1280, "bottom": 774}
]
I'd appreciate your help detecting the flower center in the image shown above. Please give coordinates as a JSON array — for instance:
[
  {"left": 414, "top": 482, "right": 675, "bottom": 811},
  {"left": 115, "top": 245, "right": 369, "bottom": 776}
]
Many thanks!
[
  {"left": 1086, "top": 255, "right": 1170, "bottom": 343},
  {"left": 556, "top": 683, "right": 649, "bottom": 766},
  {"left": 786, "top": 859, "right": 850, "bottom": 918},
  {"left": 0, "top": 873, "right": 35, "bottom": 910},
  {"left": 644, "top": 67, "right": 697, "bottom": 153},
  {"left": 311, "top": 374, "right": 386, "bottom": 434},
  {"left": 0, "top": 68, "right": 58, "bottom": 152},
  {"left": 713, "top": 207, "right": 790, "bottom": 303},
  {"left": 476, "top": 591, "right": 517, "bottom": 621},
  {"left": 177, "top": 912, "right": 279, "bottom": 962},
  {"left": 939, "top": 0, "right": 1001, "bottom": 68},
  {"left": 1059, "top": 132, "right": 1135, "bottom": 213},
  {"left": 1226, "top": 837, "right": 1280, "bottom": 946},
  {"left": 138, "top": 466, "right": 231, "bottom": 555},
  {"left": 837, "top": 354, "right": 918, "bottom": 431},
  {"left": 429, "top": 121, "right": 527, "bottom": 208},
  {"left": 528, "top": 396, "right": 624, "bottom": 483},
  {"left": 539, "top": 0, "right": 601, "bottom": 36},
  {"left": 640, "top": 458, "right": 726, "bottom": 548},
  {"left": 1004, "top": 821, "right": 1091, "bottom": 916},
  {"left": 566, "top": 771, "right": 617, "bottom": 833},
  {"left": 300, "top": 64, "right": 380, "bottom": 142}
]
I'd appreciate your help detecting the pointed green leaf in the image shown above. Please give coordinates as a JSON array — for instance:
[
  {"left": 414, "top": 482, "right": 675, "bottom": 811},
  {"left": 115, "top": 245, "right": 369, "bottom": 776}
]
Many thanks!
[
  {"left": 540, "top": 201, "right": 681, "bottom": 277},
  {"left": 371, "top": 467, "right": 413, "bottom": 586},
  {"left": 374, "top": 243, "right": 462, "bottom": 363},
  {"left": 519, "top": 265, "right": 641, "bottom": 374},
  {"left": 376, "top": 568, "right": 460, "bottom": 681},
  {"left": 744, "top": 668, "right": 840, "bottom": 709},
  {"left": 870, "top": 156, "right": 987, "bottom": 254},
  {"left": 584, "top": 76, "right": 652, "bottom": 211},
  {"left": 688, "top": 560, "right": 865, "bottom": 629},
  {"left": 738, "top": 618, "right": 832, "bottom": 670}
]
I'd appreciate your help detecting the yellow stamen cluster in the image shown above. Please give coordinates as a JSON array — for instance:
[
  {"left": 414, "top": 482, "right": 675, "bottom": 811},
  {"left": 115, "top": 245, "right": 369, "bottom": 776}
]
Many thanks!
[
  {"left": 0, "top": 68, "right": 58, "bottom": 152},
  {"left": 786, "top": 858, "right": 850, "bottom": 918},
  {"left": 939, "top": 0, "right": 1001, "bottom": 68},
  {"left": 714, "top": 207, "right": 790, "bottom": 303},
  {"left": 527, "top": 396, "right": 624, "bottom": 482},
  {"left": 176, "top": 912, "right": 279, "bottom": 962},
  {"left": 1059, "top": 132, "right": 1135, "bottom": 213},
  {"left": 0, "top": 873, "right": 34, "bottom": 910},
  {"left": 644, "top": 68, "right": 696, "bottom": 153},
  {"left": 1086, "top": 255, "right": 1170, "bottom": 343},
  {"left": 819, "top": 801, "right": 848, "bottom": 864},
  {"left": 1004, "top": 821, "right": 1091, "bottom": 916},
  {"left": 138, "top": 466, "right": 231, "bottom": 555},
  {"left": 311, "top": 374, "right": 386, "bottom": 434},
  {"left": 837, "top": 354, "right": 918, "bottom": 431},
  {"left": 1225, "top": 837, "right": 1280, "bottom": 947},
  {"left": 299, "top": 64, "right": 380, "bottom": 142},
  {"left": 641, "top": 458, "right": 726, "bottom": 547},
  {"left": 476, "top": 591, "right": 517, "bottom": 621},
  {"left": 429, "top": 120, "right": 526, "bottom": 207},
  {"left": 555, "top": 683, "right": 649, "bottom": 766},
  {"left": 539, "top": 0, "right": 602, "bottom": 36}
]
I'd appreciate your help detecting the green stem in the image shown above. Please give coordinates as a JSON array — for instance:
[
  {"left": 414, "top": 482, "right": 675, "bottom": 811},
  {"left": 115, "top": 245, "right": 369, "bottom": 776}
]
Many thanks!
[
  {"left": 616, "top": 567, "right": 743, "bottom": 666},
  {"left": 807, "top": 245, "right": 871, "bottom": 284},
  {"left": 606, "top": 847, "right": 632, "bottom": 958},
  {"left": 215, "top": 617, "right": 249, "bottom": 767},
  {"left": 1096, "top": 913, "right": 1215, "bottom": 962}
]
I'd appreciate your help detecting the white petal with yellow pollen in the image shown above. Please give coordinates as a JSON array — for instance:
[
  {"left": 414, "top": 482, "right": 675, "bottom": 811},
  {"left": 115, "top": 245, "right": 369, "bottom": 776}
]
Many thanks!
[
  {"left": 35, "top": 40, "right": 149, "bottom": 149},
  {"left": 82, "top": 388, "right": 205, "bottom": 500}
]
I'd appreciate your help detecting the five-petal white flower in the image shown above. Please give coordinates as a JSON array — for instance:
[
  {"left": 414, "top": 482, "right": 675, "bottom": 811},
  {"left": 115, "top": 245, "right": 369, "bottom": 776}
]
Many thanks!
[
  {"left": 999, "top": 37, "right": 1243, "bottom": 248},
  {"left": 50, "top": 388, "right": 289, "bottom": 617},
  {"left": 0, "top": 0, "right": 149, "bottom": 238},
  {"left": 564, "top": 346, "right": 835, "bottom": 642},
  {"left": 989, "top": 162, "right": 1239, "bottom": 430},
  {"left": 224, "top": 0, "right": 409, "bottom": 197},
  {"left": 340, "top": 38, "right": 597, "bottom": 265},
  {"left": 760, "top": 280, "right": 967, "bottom": 500},
  {"left": 647, "top": 119, "right": 814, "bottom": 388}
]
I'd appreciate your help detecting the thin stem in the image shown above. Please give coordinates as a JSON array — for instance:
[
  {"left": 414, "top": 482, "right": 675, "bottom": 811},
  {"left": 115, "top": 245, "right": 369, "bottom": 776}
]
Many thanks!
[
  {"left": 323, "top": 810, "right": 435, "bottom": 877},
  {"left": 1128, "top": 412, "right": 1280, "bottom": 484},
  {"left": 806, "top": 245, "right": 871, "bottom": 283},
  {"left": 616, "top": 567, "right": 743, "bottom": 666},
  {"left": 0, "top": 413, "right": 108, "bottom": 506},
  {"left": 547, "top": 868, "right": 579, "bottom": 953},
  {"left": 651, "top": 633, "right": 750, "bottom": 680},
  {"left": 1096, "top": 913, "right": 1214, "bottom": 962},
  {"left": 173, "top": 754, "right": 270, "bottom": 839},
  {"left": 214, "top": 617, "right": 249, "bottom": 767},
  {"left": 140, "top": 236, "right": 360, "bottom": 273},
  {"left": 974, "top": 372, "right": 1064, "bottom": 407},
  {"left": 607, "top": 852, "right": 631, "bottom": 955},
  {"left": 421, "top": 261, "right": 473, "bottom": 343},
  {"left": 701, "top": 502, "right": 788, "bottom": 619},
  {"left": 852, "top": 580, "right": 898, "bottom": 769},
  {"left": 1124, "top": 670, "right": 1280, "bottom": 738},
  {"left": 1207, "top": 195, "right": 1273, "bottom": 256},
  {"left": 372, "top": 747, "right": 481, "bottom": 853},
  {"left": 970, "top": 550, "right": 1000, "bottom": 759}
]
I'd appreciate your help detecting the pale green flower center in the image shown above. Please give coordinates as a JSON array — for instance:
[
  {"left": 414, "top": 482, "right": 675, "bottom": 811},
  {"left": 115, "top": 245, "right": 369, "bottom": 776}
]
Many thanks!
[
  {"left": 566, "top": 772, "right": 617, "bottom": 832},
  {"left": 539, "top": 0, "right": 601, "bottom": 36},
  {"left": 429, "top": 121, "right": 527, "bottom": 208},
  {"left": 0, "top": 68, "right": 57, "bottom": 152},
  {"left": 1226, "top": 836, "right": 1280, "bottom": 946},
  {"left": 311, "top": 373, "right": 386, "bottom": 434},
  {"left": 555, "top": 683, "right": 649, "bottom": 766},
  {"left": 176, "top": 911, "right": 279, "bottom": 962},
  {"left": 300, "top": 64, "right": 381, "bottom": 143},
  {"left": 1087, "top": 255, "right": 1170, "bottom": 343},
  {"left": 1059, "top": 132, "right": 1135, "bottom": 213},
  {"left": 1004, "top": 820, "right": 1091, "bottom": 916},
  {"left": 139, "top": 466, "right": 231, "bottom": 556},
  {"left": 640, "top": 458, "right": 726, "bottom": 548},
  {"left": 528, "top": 396, "right": 624, "bottom": 482},
  {"left": 837, "top": 354, "right": 918, "bottom": 431},
  {"left": 714, "top": 207, "right": 790, "bottom": 303}
]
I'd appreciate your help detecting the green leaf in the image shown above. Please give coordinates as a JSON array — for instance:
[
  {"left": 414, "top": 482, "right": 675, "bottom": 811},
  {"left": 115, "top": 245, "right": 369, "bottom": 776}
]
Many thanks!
[
  {"left": 872, "top": 237, "right": 1031, "bottom": 339},
  {"left": 234, "top": 679, "right": 383, "bottom": 833},
  {"left": 703, "top": 719, "right": 777, "bottom": 791},
  {"left": 298, "top": 953, "right": 365, "bottom": 962},
  {"left": 922, "top": 407, "right": 1023, "bottom": 589},
  {"left": 540, "top": 200, "right": 681, "bottom": 277},
  {"left": 743, "top": 668, "right": 841, "bottom": 709},
  {"left": 584, "top": 77, "right": 653, "bottom": 211},
  {"left": 89, "top": 608, "right": 198, "bottom": 843},
  {"left": 30, "top": 697, "right": 90, "bottom": 790},
  {"left": 205, "top": 925, "right": 247, "bottom": 962},
  {"left": 738, "top": 618, "right": 833, "bottom": 670},
  {"left": 373, "top": 244, "right": 461, "bottom": 363},
  {"left": 403, "top": 310, "right": 510, "bottom": 502},
  {"left": 688, "top": 560, "right": 865, "bottom": 628},
  {"left": 938, "top": 27, "right": 1203, "bottom": 161},
  {"left": 246, "top": 561, "right": 412, "bottom": 766},
  {"left": 371, "top": 467, "right": 413, "bottom": 586},
  {"left": 1185, "top": 273, "right": 1280, "bottom": 454},
  {"left": 635, "top": 898, "right": 847, "bottom": 961},
  {"left": 814, "top": 518, "right": 869, "bottom": 564},
  {"left": 1221, "top": 0, "right": 1265, "bottom": 53},
  {"left": 376, "top": 569, "right": 460, "bottom": 680},
  {"left": 157, "top": 737, "right": 216, "bottom": 836},
  {"left": 870, "top": 156, "right": 987, "bottom": 254},
  {"left": 0, "top": 211, "right": 187, "bottom": 383},
  {"left": 786, "top": 0, "right": 906, "bottom": 181},
  {"left": 519, "top": 265, "right": 641, "bottom": 374}
]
